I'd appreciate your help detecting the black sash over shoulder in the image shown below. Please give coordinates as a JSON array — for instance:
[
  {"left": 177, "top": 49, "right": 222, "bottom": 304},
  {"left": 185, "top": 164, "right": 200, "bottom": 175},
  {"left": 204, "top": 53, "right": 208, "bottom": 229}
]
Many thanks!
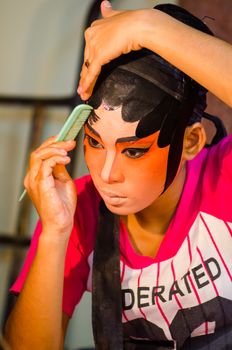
[{"left": 92, "top": 200, "right": 123, "bottom": 350}]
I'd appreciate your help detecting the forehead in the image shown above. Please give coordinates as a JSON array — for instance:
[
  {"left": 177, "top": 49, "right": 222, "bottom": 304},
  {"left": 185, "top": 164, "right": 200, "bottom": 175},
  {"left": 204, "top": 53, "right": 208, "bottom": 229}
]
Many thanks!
[{"left": 88, "top": 105, "right": 139, "bottom": 139}]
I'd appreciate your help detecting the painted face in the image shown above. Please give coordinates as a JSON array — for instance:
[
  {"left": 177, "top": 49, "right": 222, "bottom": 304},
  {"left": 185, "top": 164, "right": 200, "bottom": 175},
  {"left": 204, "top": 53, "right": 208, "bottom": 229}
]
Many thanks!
[{"left": 83, "top": 105, "right": 170, "bottom": 215}]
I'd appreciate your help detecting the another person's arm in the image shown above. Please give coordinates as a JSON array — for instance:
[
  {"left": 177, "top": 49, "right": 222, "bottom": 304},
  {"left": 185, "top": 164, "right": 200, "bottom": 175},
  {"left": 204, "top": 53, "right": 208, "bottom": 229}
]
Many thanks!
[
  {"left": 78, "top": 1, "right": 232, "bottom": 107},
  {"left": 4, "top": 137, "right": 76, "bottom": 350}
]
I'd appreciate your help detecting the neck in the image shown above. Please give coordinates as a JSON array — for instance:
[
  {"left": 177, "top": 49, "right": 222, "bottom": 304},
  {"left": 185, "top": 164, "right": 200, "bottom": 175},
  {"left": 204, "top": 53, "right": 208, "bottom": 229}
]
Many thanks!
[{"left": 129, "top": 163, "right": 186, "bottom": 235}]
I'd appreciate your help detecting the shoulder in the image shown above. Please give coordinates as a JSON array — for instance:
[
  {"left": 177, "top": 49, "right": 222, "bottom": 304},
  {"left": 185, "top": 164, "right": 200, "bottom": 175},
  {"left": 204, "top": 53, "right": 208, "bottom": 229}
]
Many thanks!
[
  {"left": 185, "top": 135, "right": 232, "bottom": 206},
  {"left": 205, "top": 135, "right": 232, "bottom": 176},
  {"left": 190, "top": 135, "right": 232, "bottom": 175},
  {"left": 191, "top": 135, "right": 232, "bottom": 220}
]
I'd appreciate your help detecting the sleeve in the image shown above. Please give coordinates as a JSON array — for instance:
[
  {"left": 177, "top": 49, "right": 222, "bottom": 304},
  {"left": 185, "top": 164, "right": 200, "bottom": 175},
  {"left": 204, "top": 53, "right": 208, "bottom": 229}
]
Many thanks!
[
  {"left": 10, "top": 219, "right": 90, "bottom": 317},
  {"left": 10, "top": 175, "right": 98, "bottom": 317},
  {"left": 10, "top": 220, "right": 43, "bottom": 294}
]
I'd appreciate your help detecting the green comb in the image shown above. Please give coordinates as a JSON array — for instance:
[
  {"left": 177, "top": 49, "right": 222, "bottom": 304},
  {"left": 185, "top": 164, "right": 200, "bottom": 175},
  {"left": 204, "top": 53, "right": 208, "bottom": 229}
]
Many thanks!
[
  {"left": 19, "top": 104, "right": 93, "bottom": 202},
  {"left": 56, "top": 104, "right": 93, "bottom": 141}
]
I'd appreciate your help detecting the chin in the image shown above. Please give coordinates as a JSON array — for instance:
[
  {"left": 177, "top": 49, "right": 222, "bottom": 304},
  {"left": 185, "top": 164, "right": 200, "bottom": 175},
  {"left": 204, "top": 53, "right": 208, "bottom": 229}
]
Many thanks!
[
  {"left": 104, "top": 204, "right": 129, "bottom": 216},
  {"left": 103, "top": 201, "right": 141, "bottom": 216}
]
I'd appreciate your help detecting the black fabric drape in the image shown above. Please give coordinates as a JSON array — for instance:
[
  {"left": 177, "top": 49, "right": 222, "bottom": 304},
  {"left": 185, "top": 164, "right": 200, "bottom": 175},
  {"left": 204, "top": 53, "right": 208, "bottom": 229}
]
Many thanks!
[{"left": 92, "top": 200, "right": 123, "bottom": 350}]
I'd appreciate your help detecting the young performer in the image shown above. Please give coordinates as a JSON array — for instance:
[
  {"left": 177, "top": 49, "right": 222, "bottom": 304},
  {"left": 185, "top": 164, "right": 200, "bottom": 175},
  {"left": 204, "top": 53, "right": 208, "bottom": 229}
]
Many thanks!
[{"left": 4, "top": 2, "right": 232, "bottom": 349}]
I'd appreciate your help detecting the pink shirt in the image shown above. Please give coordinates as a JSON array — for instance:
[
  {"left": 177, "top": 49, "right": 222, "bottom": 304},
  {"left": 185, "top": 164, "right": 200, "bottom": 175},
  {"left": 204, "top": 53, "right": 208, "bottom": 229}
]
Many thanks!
[{"left": 11, "top": 136, "right": 232, "bottom": 347}]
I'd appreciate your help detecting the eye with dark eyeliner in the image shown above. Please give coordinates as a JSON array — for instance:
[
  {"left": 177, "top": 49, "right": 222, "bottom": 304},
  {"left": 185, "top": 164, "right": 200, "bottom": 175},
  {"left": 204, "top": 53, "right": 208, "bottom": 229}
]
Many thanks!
[
  {"left": 85, "top": 134, "right": 103, "bottom": 149},
  {"left": 122, "top": 147, "right": 151, "bottom": 159}
]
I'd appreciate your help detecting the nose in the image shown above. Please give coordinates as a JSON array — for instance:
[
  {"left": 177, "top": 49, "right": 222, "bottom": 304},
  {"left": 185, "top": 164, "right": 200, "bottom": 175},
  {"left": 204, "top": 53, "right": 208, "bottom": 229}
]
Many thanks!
[{"left": 100, "top": 150, "right": 124, "bottom": 184}]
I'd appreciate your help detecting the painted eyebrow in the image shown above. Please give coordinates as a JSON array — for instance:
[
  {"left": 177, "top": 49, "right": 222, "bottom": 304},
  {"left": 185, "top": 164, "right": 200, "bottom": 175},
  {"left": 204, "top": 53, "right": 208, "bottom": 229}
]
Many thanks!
[
  {"left": 86, "top": 122, "right": 102, "bottom": 140},
  {"left": 85, "top": 121, "right": 140, "bottom": 144}
]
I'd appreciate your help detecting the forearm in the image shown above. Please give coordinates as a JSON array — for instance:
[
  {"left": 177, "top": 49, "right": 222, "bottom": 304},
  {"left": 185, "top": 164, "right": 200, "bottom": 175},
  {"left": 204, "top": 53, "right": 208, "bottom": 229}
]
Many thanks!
[
  {"left": 4, "top": 232, "right": 68, "bottom": 350},
  {"left": 140, "top": 9, "right": 232, "bottom": 107}
]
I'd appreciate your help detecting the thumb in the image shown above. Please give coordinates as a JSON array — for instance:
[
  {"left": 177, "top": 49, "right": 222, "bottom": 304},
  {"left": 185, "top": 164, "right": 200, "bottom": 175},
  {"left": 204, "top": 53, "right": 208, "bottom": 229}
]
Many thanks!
[{"left": 101, "top": 1, "right": 119, "bottom": 18}]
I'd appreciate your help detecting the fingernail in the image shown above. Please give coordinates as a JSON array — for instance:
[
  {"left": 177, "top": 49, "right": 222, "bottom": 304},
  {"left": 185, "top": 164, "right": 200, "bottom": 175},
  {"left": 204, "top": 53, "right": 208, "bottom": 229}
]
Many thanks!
[
  {"left": 77, "top": 86, "right": 83, "bottom": 94},
  {"left": 104, "top": 1, "right": 112, "bottom": 8},
  {"left": 81, "top": 93, "right": 88, "bottom": 101}
]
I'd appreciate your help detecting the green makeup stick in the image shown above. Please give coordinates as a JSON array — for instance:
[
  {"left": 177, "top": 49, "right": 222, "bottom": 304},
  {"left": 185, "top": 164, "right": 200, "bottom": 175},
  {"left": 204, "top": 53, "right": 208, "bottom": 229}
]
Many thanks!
[{"left": 19, "top": 104, "right": 93, "bottom": 202}]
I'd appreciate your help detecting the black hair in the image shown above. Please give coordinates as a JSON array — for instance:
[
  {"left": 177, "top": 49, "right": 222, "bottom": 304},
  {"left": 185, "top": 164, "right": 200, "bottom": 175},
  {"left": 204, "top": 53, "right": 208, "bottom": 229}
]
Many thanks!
[
  {"left": 89, "top": 3, "right": 214, "bottom": 124},
  {"left": 88, "top": 3, "right": 227, "bottom": 190}
]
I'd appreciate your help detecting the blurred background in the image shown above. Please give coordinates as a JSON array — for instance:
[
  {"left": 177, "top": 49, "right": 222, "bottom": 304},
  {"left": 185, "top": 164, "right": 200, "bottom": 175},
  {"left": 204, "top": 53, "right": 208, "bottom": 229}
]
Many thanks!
[{"left": 0, "top": 0, "right": 231, "bottom": 349}]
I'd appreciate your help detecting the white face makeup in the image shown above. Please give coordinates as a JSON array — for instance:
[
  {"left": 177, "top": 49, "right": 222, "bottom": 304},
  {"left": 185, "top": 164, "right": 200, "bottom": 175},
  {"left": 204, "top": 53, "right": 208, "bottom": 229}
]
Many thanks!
[{"left": 83, "top": 105, "right": 170, "bottom": 215}]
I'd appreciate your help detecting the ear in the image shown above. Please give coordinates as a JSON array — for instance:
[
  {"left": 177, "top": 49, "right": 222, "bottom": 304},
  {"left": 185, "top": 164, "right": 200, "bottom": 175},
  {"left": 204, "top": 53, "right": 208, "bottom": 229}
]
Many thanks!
[{"left": 182, "top": 122, "right": 206, "bottom": 160}]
